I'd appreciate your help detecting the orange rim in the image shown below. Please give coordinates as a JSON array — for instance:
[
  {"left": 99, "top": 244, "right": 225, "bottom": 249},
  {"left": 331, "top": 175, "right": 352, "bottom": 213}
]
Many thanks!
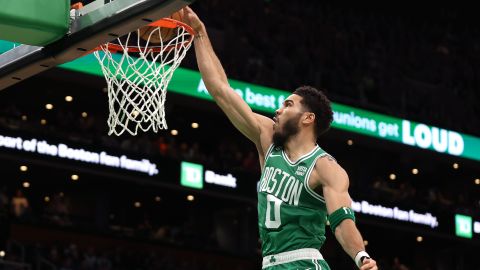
[{"left": 92, "top": 18, "right": 195, "bottom": 53}]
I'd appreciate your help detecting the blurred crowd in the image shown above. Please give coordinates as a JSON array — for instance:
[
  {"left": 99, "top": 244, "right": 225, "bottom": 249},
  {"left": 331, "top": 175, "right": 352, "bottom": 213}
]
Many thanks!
[
  {"left": 3, "top": 240, "right": 251, "bottom": 270},
  {"left": 0, "top": 187, "right": 257, "bottom": 269},
  {"left": 0, "top": 183, "right": 256, "bottom": 254},
  {"left": 184, "top": 1, "right": 480, "bottom": 137},
  {"left": 1, "top": 185, "right": 422, "bottom": 270},
  {"left": 367, "top": 174, "right": 478, "bottom": 215}
]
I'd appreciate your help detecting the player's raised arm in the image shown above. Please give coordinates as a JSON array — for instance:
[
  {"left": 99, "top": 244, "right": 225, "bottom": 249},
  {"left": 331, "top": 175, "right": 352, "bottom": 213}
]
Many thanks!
[
  {"left": 314, "top": 157, "right": 378, "bottom": 270},
  {"left": 183, "top": 7, "right": 273, "bottom": 150}
]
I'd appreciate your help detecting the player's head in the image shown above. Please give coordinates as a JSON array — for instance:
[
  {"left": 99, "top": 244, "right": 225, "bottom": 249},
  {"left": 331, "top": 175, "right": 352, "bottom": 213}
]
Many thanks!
[
  {"left": 272, "top": 86, "right": 333, "bottom": 146},
  {"left": 293, "top": 86, "right": 333, "bottom": 137}
]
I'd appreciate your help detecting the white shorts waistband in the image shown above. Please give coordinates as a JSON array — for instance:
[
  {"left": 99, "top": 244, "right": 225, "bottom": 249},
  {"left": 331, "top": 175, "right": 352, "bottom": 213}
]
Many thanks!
[{"left": 262, "top": 248, "right": 324, "bottom": 269}]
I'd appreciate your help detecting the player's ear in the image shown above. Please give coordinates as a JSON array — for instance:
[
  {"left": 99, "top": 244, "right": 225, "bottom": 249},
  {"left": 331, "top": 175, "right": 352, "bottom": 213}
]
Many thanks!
[{"left": 303, "top": 112, "right": 315, "bottom": 124}]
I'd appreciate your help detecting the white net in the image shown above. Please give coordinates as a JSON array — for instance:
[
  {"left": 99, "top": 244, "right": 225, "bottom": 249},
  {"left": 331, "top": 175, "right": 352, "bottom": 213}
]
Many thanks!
[{"left": 94, "top": 20, "right": 193, "bottom": 136}]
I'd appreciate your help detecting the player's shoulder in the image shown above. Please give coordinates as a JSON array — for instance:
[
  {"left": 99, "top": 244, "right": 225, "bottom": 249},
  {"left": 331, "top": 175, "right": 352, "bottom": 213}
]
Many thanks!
[
  {"left": 314, "top": 154, "right": 348, "bottom": 183},
  {"left": 316, "top": 152, "right": 339, "bottom": 167}
]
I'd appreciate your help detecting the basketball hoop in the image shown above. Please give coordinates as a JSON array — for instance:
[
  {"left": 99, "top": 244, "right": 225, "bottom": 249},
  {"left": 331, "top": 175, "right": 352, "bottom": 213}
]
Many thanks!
[{"left": 93, "top": 18, "right": 194, "bottom": 136}]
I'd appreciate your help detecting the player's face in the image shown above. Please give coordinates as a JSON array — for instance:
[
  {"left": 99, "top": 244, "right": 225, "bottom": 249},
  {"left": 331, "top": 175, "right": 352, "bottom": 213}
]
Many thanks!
[{"left": 272, "top": 95, "right": 304, "bottom": 145}]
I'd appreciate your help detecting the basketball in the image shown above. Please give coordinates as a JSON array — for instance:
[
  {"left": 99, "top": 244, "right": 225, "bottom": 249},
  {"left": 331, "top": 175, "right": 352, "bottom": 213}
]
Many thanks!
[{"left": 139, "top": 10, "right": 184, "bottom": 43}]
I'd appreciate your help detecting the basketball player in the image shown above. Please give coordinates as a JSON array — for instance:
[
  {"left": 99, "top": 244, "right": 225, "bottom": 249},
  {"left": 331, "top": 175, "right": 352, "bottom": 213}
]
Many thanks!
[{"left": 184, "top": 7, "right": 378, "bottom": 270}]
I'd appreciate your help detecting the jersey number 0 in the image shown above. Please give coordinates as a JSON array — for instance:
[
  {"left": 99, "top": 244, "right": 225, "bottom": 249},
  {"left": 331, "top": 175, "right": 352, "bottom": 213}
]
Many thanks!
[{"left": 265, "top": 194, "right": 283, "bottom": 229}]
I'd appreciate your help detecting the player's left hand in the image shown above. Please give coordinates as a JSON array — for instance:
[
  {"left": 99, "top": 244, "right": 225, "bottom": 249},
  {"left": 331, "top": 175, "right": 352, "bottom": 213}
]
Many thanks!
[{"left": 359, "top": 258, "right": 378, "bottom": 270}]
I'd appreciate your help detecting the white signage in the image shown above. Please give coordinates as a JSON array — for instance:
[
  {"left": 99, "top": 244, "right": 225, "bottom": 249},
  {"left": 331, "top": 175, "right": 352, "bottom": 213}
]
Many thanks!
[
  {"left": 402, "top": 121, "right": 464, "bottom": 155},
  {"left": 474, "top": 221, "right": 480, "bottom": 234},
  {"left": 351, "top": 200, "right": 439, "bottom": 228},
  {"left": 205, "top": 170, "right": 237, "bottom": 188},
  {"left": 0, "top": 134, "right": 158, "bottom": 176},
  {"left": 198, "top": 79, "right": 285, "bottom": 110}
]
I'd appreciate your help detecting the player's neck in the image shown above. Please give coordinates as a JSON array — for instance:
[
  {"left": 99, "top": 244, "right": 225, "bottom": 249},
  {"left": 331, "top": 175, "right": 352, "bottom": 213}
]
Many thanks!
[{"left": 283, "top": 133, "right": 317, "bottom": 161}]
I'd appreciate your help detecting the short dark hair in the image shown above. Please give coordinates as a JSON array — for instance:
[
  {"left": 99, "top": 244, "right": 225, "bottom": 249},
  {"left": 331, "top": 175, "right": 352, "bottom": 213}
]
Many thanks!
[{"left": 293, "top": 86, "right": 333, "bottom": 137}]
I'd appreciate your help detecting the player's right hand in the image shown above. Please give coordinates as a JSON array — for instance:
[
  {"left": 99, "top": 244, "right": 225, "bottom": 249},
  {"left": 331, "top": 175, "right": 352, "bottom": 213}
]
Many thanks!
[
  {"left": 360, "top": 258, "right": 378, "bottom": 270},
  {"left": 183, "top": 6, "right": 204, "bottom": 34}
]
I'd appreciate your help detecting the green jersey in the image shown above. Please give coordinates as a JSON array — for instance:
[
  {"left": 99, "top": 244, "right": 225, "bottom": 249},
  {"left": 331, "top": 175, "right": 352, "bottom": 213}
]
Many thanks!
[{"left": 258, "top": 144, "right": 330, "bottom": 256}]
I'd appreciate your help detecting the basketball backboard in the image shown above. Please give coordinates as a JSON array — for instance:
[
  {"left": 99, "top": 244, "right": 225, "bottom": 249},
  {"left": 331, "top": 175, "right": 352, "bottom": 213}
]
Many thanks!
[{"left": 0, "top": 0, "right": 194, "bottom": 91}]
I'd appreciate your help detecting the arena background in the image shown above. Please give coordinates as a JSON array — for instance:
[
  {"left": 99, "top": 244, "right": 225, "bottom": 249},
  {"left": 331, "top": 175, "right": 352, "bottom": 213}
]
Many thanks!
[{"left": 0, "top": 1, "right": 479, "bottom": 269}]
